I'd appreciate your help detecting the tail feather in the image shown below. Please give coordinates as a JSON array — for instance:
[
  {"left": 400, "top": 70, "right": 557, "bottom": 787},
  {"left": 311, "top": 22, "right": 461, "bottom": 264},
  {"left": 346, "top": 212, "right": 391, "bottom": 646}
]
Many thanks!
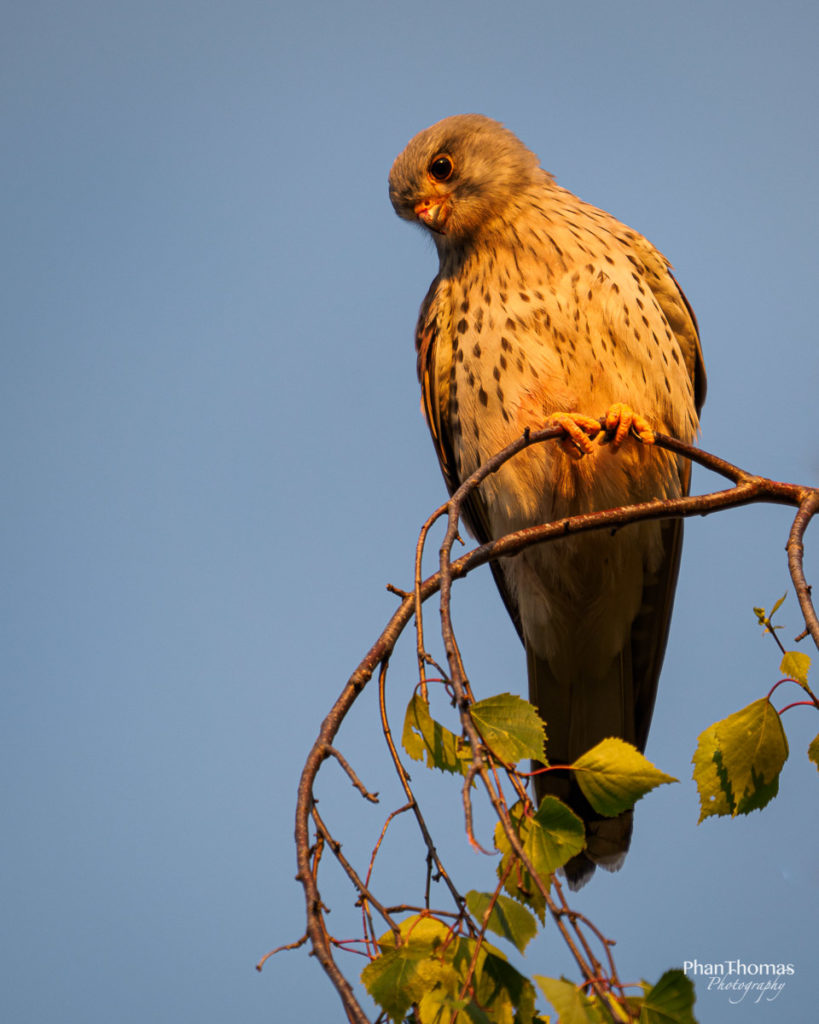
[
  {"left": 521, "top": 520, "right": 686, "bottom": 887},
  {"left": 527, "top": 645, "right": 636, "bottom": 889}
]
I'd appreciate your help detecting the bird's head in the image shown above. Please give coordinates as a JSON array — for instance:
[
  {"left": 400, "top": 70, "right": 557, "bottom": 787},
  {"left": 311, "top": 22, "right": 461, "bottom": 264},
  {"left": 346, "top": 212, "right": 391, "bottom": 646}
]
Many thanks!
[{"left": 389, "top": 114, "right": 545, "bottom": 250}]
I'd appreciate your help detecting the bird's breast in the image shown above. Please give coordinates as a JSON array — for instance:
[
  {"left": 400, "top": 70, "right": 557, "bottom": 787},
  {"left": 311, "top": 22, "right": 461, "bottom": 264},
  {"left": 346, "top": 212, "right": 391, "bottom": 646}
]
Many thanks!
[{"left": 426, "top": 234, "right": 693, "bottom": 531}]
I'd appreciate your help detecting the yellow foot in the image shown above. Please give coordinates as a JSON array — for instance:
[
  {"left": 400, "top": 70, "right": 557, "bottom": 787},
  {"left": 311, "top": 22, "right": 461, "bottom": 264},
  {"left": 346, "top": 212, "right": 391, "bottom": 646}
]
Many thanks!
[
  {"left": 600, "top": 402, "right": 655, "bottom": 451},
  {"left": 550, "top": 412, "right": 603, "bottom": 459}
]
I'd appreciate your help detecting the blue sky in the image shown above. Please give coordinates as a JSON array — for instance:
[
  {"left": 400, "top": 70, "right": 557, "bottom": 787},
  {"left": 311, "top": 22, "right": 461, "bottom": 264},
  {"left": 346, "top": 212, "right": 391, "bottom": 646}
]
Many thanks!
[{"left": 3, "top": 1, "right": 818, "bottom": 1021}]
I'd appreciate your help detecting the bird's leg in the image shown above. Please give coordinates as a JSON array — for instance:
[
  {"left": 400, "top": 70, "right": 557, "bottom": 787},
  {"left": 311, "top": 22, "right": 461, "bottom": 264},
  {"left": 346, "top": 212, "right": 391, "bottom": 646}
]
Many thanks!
[
  {"left": 549, "top": 405, "right": 655, "bottom": 459},
  {"left": 549, "top": 412, "right": 603, "bottom": 459},
  {"left": 599, "top": 402, "right": 655, "bottom": 451}
]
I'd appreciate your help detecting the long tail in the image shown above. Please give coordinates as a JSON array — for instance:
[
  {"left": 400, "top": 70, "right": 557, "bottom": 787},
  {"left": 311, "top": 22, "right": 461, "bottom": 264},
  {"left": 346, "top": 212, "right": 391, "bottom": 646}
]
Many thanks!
[{"left": 527, "top": 645, "right": 635, "bottom": 890}]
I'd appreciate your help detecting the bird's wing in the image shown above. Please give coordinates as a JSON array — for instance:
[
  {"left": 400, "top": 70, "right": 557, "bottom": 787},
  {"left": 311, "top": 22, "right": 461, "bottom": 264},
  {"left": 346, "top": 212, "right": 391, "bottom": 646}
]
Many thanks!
[
  {"left": 625, "top": 241, "right": 705, "bottom": 748},
  {"left": 533, "top": 240, "right": 707, "bottom": 885},
  {"left": 416, "top": 285, "right": 524, "bottom": 640},
  {"left": 629, "top": 237, "right": 707, "bottom": 415},
  {"left": 415, "top": 239, "right": 705, "bottom": 751}
]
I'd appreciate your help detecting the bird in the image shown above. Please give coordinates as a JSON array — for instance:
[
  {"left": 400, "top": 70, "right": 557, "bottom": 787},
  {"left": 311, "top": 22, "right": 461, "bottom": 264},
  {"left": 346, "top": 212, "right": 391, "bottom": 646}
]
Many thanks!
[{"left": 389, "top": 114, "right": 706, "bottom": 887}]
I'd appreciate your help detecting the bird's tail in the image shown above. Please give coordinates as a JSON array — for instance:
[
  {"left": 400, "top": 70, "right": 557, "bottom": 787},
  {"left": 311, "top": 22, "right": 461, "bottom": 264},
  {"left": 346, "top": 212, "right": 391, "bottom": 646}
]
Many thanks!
[{"left": 527, "top": 645, "right": 636, "bottom": 890}]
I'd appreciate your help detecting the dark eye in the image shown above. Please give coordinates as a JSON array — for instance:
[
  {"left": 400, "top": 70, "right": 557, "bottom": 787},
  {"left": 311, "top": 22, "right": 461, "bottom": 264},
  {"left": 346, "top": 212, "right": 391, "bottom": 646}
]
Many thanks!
[{"left": 428, "top": 154, "right": 454, "bottom": 182}]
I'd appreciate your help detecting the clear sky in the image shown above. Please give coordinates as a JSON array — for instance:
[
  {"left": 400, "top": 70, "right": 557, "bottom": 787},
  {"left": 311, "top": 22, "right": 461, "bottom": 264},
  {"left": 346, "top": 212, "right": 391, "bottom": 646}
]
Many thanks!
[{"left": 3, "top": 1, "right": 818, "bottom": 1021}]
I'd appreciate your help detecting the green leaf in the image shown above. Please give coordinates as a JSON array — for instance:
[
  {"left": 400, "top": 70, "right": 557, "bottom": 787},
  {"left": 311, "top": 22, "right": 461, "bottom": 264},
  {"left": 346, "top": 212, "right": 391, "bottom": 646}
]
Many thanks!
[
  {"left": 716, "top": 698, "right": 788, "bottom": 814},
  {"left": 470, "top": 693, "right": 547, "bottom": 764},
  {"left": 639, "top": 970, "right": 696, "bottom": 1024},
  {"left": 402, "top": 692, "right": 470, "bottom": 775},
  {"left": 494, "top": 804, "right": 546, "bottom": 921},
  {"left": 692, "top": 698, "right": 788, "bottom": 819},
  {"left": 527, "top": 796, "right": 587, "bottom": 873},
  {"left": 781, "top": 650, "right": 811, "bottom": 689},
  {"left": 361, "top": 946, "right": 452, "bottom": 1022},
  {"left": 465, "top": 890, "right": 538, "bottom": 954},
  {"left": 535, "top": 977, "right": 596, "bottom": 1024},
  {"left": 368, "top": 917, "right": 463, "bottom": 1022},
  {"left": 754, "top": 596, "right": 786, "bottom": 634},
  {"left": 376, "top": 913, "right": 452, "bottom": 952},
  {"left": 572, "top": 738, "right": 677, "bottom": 816},
  {"left": 475, "top": 952, "right": 536, "bottom": 1024},
  {"left": 808, "top": 734, "right": 819, "bottom": 772},
  {"left": 494, "top": 798, "right": 585, "bottom": 916},
  {"left": 416, "top": 987, "right": 481, "bottom": 1024},
  {"left": 370, "top": 916, "right": 535, "bottom": 1024},
  {"left": 691, "top": 720, "right": 732, "bottom": 822}
]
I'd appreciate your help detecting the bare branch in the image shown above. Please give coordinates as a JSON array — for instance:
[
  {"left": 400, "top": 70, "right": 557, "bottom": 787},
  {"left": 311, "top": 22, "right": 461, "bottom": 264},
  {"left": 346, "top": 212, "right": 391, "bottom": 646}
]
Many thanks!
[
  {"left": 376, "top": 661, "right": 467, "bottom": 912},
  {"left": 786, "top": 491, "right": 819, "bottom": 647},
  {"left": 289, "top": 429, "right": 818, "bottom": 1022},
  {"left": 325, "top": 747, "right": 380, "bottom": 803},
  {"left": 255, "top": 933, "right": 308, "bottom": 972},
  {"left": 461, "top": 762, "right": 495, "bottom": 856},
  {"left": 311, "top": 804, "right": 401, "bottom": 938}
]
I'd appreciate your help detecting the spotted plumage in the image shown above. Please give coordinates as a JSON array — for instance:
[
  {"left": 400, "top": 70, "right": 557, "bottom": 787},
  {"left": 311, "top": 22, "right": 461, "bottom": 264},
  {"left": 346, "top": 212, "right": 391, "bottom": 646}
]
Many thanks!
[{"left": 389, "top": 114, "right": 706, "bottom": 887}]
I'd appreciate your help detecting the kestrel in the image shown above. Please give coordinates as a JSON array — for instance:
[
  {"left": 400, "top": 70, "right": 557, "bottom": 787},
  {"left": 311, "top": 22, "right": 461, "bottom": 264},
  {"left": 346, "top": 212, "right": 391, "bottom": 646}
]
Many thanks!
[{"left": 389, "top": 114, "right": 706, "bottom": 887}]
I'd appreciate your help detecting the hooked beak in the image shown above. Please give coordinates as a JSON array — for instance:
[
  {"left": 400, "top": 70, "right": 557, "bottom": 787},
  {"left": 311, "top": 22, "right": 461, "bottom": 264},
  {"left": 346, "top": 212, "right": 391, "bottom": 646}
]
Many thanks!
[{"left": 414, "top": 195, "right": 450, "bottom": 233}]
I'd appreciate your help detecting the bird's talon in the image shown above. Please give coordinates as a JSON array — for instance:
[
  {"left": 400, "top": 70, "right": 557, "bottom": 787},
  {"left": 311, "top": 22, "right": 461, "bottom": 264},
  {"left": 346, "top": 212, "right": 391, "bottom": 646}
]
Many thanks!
[
  {"left": 550, "top": 412, "right": 602, "bottom": 459},
  {"left": 601, "top": 403, "right": 655, "bottom": 451}
]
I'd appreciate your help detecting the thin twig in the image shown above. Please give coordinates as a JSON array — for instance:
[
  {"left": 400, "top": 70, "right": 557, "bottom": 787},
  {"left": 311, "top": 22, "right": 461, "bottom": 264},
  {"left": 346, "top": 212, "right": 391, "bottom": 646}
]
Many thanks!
[
  {"left": 552, "top": 876, "right": 624, "bottom": 995},
  {"left": 414, "top": 502, "right": 449, "bottom": 698},
  {"left": 454, "top": 859, "right": 518, "bottom": 1018},
  {"left": 786, "top": 491, "right": 819, "bottom": 647},
  {"left": 383, "top": 904, "right": 460, "bottom": 916},
  {"left": 778, "top": 700, "right": 817, "bottom": 714},
  {"left": 436, "top": 476, "right": 626, "bottom": 1020},
  {"left": 362, "top": 802, "right": 414, "bottom": 955},
  {"left": 462, "top": 762, "right": 495, "bottom": 856},
  {"left": 376, "top": 661, "right": 466, "bottom": 912},
  {"left": 292, "top": 429, "right": 818, "bottom": 1022},
  {"left": 255, "top": 933, "right": 308, "bottom": 972},
  {"left": 311, "top": 805, "right": 401, "bottom": 939},
  {"left": 325, "top": 747, "right": 380, "bottom": 802}
]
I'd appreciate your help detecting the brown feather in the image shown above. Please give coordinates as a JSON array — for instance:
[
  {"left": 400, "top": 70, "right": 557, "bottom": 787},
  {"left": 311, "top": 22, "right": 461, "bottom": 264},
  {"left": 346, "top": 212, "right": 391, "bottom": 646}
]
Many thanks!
[{"left": 393, "top": 114, "right": 705, "bottom": 887}]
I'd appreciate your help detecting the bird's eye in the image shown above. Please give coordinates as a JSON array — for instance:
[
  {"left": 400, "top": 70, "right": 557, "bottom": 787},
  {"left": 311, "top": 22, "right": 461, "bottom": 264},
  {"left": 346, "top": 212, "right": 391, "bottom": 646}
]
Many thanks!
[{"left": 428, "top": 154, "right": 454, "bottom": 182}]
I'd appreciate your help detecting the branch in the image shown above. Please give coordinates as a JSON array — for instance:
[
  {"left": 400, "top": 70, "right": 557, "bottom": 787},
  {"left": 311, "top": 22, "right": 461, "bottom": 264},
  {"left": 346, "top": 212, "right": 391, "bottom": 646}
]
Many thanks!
[
  {"left": 786, "top": 490, "right": 819, "bottom": 646},
  {"left": 325, "top": 746, "right": 380, "bottom": 803},
  {"left": 376, "top": 661, "right": 467, "bottom": 911},
  {"left": 290, "top": 430, "right": 818, "bottom": 1022}
]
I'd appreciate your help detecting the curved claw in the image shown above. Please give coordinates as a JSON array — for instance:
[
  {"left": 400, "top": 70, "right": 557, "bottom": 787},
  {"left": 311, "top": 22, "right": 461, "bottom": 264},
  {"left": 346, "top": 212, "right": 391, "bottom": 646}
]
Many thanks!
[
  {"left": 601, "top": 402, "right": 655, "bottom": 450},
  {"left": 550, "top": 412, "right": 603, "bottom": 459}
]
